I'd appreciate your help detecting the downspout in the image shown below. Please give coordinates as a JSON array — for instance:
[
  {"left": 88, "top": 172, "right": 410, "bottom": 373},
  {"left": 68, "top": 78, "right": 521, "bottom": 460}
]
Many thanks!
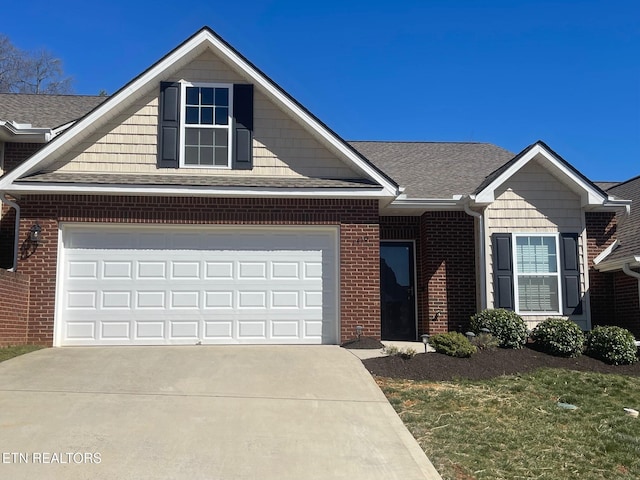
[
  {"left": 464, "top": 200, "right": 486, "bottom": 310},
  {"left": 622, "top": 264, "right": 640, "bottom": 319},
  {"left": 0, "top": 193, "right": 20, "bottom": 271}
]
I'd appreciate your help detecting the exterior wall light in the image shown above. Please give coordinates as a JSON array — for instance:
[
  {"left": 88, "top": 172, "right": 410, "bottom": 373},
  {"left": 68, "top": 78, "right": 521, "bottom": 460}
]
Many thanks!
[{"left": 30, "top": 223, "right": 42, "bottom": 244}]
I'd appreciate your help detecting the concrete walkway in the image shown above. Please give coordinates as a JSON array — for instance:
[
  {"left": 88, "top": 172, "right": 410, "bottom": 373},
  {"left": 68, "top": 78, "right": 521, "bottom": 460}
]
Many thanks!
[{"left": 0, "top": 346, "right": 441, "bottom": 479}]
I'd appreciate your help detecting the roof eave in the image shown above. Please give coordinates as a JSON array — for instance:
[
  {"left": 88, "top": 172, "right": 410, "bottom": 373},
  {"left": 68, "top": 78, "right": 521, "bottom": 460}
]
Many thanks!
[
  {"left": 4, "top": 182, "right": 389, "bottom": 199},
  {"left": 0, "top": 121, "right": 52, "bottom": 143},
  {"left": 594, "top": 255, "right": 640, "bottom": 272}
]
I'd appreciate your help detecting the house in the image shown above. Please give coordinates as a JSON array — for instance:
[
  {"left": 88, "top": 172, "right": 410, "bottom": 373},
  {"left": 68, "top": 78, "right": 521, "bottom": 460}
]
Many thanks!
[
  {"left": 592, "top": 176, "right": 640, "bottom": 336},
  {"left": 0, "top": 27, "right": 635, "bottom": 347}
]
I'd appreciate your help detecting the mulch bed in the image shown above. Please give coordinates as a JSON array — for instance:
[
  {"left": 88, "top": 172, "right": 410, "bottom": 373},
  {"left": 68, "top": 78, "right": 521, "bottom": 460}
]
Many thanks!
[{"left": 361, "top": 346, "right": 640, "bottom": 381}]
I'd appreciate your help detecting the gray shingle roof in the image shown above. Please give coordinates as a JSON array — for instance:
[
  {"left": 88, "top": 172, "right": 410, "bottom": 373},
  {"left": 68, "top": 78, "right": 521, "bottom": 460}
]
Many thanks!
[
  {"left": 17, "top": 172, "right": 379, "bottom": 189},
  {"left": 605, "top": 175, "right": 640, "bottom": 262},
  {"left": 0, "top": 93, "right": 106, "bottom": 129},
  {"left": 349, "top": 141, "right": 515, "bottom": 198}
]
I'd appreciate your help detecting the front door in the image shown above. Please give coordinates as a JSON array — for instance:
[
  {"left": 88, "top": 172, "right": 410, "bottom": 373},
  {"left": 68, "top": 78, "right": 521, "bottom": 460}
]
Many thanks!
[{"left": 380, "top": 242, "right": 417, "bottom": 341}]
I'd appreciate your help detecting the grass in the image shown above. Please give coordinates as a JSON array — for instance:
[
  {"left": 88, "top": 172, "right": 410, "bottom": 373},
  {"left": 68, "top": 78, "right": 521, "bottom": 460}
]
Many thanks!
[
  {"left": 0, "top": 344, "right": 43, "bottom": 363},
  {"left": 377, "top": 369, "right": 640, "bottom": 480}
]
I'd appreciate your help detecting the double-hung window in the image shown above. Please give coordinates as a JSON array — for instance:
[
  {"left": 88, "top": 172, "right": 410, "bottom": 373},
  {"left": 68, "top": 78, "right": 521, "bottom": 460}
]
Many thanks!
[
  {"left": 513, "top": 234, "right": 561, "bottom": 314},
  {"left": 181, "top": 83, "right": 232, "bottom": 168}
]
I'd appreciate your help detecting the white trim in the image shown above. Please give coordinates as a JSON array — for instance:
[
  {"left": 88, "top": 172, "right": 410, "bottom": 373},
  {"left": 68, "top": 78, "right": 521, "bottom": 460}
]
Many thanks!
[
  {"left": 593, "top": 239, "right": 619, "bottom": 265},
  {"left": 463, "top": 202, "right": 486, "bottom": 310},
  {"left": 512, "top": 233, "right": 563, "bottom": 316},
  {"left": 380, "top": 240, "right": 419, "bottom": 341},
  {"left": 595, "top": 255, "right": 640, "bottom": 272},
  {"left": 0, "top": 121, "right": 53, "bottom": 143},
  {"left": 4, "top": 182, "right": 386, "bottom": 198},
  {"left": 0, "top": 28, "right": 398, "bottom": 198},
  {"left": 475, "top": 143, "right": 607, "bottom": 207},
  {"left": 180, "top": 82, "right": 233, "bottom": 169},
  {"left": 580, "top": 212, "right": 592, "bottom": 330}
]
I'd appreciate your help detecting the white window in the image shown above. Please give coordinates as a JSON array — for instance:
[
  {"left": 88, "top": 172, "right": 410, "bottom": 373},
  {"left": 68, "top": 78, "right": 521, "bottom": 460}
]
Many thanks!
[
  {"left": 181, "top": 82, "right": 233, "bottom": 168},
  {"left": 513, "top": 234, "right": 562, "bottom": 314}
]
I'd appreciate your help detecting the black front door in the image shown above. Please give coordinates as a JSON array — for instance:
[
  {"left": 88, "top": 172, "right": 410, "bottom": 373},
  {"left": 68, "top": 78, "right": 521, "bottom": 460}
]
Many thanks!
[{"left": 380, "top": 242, "right": 417, "bottom": 341}]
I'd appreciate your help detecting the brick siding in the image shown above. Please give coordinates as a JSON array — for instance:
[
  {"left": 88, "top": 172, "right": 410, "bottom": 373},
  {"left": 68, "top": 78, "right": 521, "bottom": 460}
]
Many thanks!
[
  {"left": 612, "top": 271, "right": 640, "bottom": 337},
  {"left": 585, "top": 212, "right": 617, "bottom": 328},
  {"left": 3, "top": 143, "right": 42, "bottom": 174},
  {"left": 14, "top": 195, "right": 381, "bottom": 345},
  {"left": 0, "top": 269, "right": 30, "bottom": 346},
  {"left": 420, "top": 211, "right": 477, "bottom": 334}
]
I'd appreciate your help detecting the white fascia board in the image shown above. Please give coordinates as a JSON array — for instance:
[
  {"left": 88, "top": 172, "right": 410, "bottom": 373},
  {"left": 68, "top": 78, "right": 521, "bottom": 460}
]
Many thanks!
[
  {"left": 593, "top": 240, "right": 619, "bottom": 265},
  {"left": 4, "top": 183, "right": 387, "bottom": 199},
  {"left": 385, "top": 197, "right": 464, "bottom": 210},
  {"left": 474, "top": 143, "right": 607, "bottom": 206},
  {"left": 0, "top": 121, "right": 52, "bottom": 143},
  {"left": 0, "top": 29, "right": 398, "bottom": 198},
  {"left": 595, "top": 255, "right": 640, "bottom": 272}
]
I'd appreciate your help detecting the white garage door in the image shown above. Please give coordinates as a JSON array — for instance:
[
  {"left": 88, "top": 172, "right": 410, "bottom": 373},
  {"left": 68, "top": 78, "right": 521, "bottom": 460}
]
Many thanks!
[{"left": 56, "top": 225, "right": 338, "bottom": 346}]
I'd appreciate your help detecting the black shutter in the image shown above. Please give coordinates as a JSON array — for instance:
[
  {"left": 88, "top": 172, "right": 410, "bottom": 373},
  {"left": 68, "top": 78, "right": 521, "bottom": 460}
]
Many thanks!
[
  {"left": 493, "top": 233, "right": 514, "bottom": 310},
  {"left": 233, "top": 84, "right": 253, "bottom": 170},
  {"left": 158, "top": 82, "right": 180, "bottom": 168},
  {"left": 560, "top": 233, "right": 582, "bottom": 315}
]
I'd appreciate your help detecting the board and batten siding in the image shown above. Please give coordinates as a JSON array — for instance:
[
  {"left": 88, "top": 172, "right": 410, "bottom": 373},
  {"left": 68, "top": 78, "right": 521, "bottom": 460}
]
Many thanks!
[
  {"left": 45, "top": 51, "right": 359, "bottom": 179},
  {"left": 484, "top": 160, "right": 590, "bottom": 329}
]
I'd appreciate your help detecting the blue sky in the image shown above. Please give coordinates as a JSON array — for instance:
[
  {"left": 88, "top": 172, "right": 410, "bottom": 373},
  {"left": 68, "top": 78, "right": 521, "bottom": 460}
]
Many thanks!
[{"left": 3, "top": 0, "right": 639, "bottom": 181}]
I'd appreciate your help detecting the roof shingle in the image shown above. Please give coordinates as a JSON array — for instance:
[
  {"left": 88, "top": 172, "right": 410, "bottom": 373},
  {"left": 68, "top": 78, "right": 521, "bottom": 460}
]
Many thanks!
[{"left": 605, "top": 176, "right": 640, "bottom": 262}]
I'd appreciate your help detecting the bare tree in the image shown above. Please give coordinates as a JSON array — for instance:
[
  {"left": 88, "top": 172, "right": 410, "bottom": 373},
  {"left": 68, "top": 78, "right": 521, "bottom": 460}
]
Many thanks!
[{"left": 0, "top": 34, "right": 73, "bottom": 94}]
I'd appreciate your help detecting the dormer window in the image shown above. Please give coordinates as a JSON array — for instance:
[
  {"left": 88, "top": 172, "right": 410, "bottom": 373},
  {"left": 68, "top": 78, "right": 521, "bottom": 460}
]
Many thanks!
[
  {"left": 158, "top": 82, "right": 253, "bottom": 170},
  {"left": 182, "top": 83, "right": 232, "bottom": 168}
]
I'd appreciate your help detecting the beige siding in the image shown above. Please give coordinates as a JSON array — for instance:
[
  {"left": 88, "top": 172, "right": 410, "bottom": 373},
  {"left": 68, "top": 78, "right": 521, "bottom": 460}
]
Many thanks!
[
  {"left": 45, "top": 51, "right": 359, "bottom": 179},
  {"left": 484, "top": 160, "right": 589, "bottom": 329}
]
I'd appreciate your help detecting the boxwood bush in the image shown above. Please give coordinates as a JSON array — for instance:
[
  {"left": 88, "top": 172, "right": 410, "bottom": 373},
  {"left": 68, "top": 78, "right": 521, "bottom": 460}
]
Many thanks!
[
  {"left": 470, "top": 309, "right": 528, "bottom": 349},
  {"left": 531, "top": 318, "right": 584, "bottom": 357},
  {"left": 429, "top": 332, "right": 477, "bottom": 358},
  {"left": 585, "top": 326, "right": 638, "bottom": 365}
]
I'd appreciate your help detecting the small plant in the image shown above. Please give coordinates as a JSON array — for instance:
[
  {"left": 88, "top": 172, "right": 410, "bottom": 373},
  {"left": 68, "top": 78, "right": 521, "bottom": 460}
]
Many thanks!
[
  {"left": 472, "top": 332, "right": 499, "bottom": 350},
  {"left": 429, "top": 332, "right": 477, "bottom": 358},
  {"left": 383, "top": 345, "right": 417, "bottom": 359},
  {"left": 531, "top": 318, "right": 585, "bottom": 357},
  {"left": 470, "top": 309, "right": 528, "bottom": 349},
  {"left": 585, "top": 326, "right": 638, "bottom": 365}
]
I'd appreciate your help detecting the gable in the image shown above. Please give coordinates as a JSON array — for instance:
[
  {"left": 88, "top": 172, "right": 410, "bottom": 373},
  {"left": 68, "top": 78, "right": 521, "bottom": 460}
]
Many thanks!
[{"left": 0, "top": 28, "right": 397, "bottom": 198}]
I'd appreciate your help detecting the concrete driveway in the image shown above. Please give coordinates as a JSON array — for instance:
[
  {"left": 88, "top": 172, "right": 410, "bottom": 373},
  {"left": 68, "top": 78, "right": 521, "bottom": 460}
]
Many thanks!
[{"left": 0, "top": 346, "right": 441, "bottom": 479}]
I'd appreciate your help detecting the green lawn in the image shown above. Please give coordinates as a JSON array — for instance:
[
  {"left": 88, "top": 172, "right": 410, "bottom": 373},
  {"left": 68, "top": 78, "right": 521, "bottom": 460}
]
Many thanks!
[
  {"left": 378, "top": 369, "right": 640, "bottom": 480},
  {"left": 0, "top": 345, "right": 43, "bottom": 363}
]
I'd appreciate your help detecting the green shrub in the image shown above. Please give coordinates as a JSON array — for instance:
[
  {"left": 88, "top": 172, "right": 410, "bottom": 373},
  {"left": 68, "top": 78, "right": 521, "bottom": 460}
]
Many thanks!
[
  {"left": 531, "top": 318, "right": 584, "bottom": 357},
  {"left": 472, "top": 332, "right": 499, "bottom": 350},
  {"left": 429, "top": 332, "right": 477, "bottom": 358},
  {"left": 470, "top": 309, "right": 528, "bottom": 349},
  {"left": 383, "top": 345, "right": 417, "bottom": 359},
  {"left": 585, "top": 326, "right": 638, "bottom": 365}
]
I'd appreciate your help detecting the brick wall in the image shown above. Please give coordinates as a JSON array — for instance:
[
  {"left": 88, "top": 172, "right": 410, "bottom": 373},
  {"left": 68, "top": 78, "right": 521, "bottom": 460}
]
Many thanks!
[
  {"left": 613, "top": 271, "right": 640, "bottom": 337},
  {"left": 0, "top": 269, "right": 30, "bottom": 346},
  {"left": 3, "top": 143, "right": 42, "bottom": 173},
  {"left": 420, "top": 211, "right": 476, "bottom": 334},
  {"left": 15, "top": 195, "right": 381, "bottom": 345},
  {"left": 585, "top": 212, "right": 617, "bottom": 327}
]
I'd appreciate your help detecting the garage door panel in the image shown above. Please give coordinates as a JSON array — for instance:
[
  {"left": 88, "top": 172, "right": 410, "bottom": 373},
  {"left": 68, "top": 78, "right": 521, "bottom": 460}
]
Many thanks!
[{"left": 58, "top": 226, "right": 338, "bottom": 346}]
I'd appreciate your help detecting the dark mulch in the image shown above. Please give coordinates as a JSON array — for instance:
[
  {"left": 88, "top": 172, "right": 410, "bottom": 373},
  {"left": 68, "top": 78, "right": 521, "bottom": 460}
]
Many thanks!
[
  {"left": 363, "top": 345, "right": 640, "bottom": 381},
  {"left": 340, "top": 336, "right": 385, "bottom": 350}
]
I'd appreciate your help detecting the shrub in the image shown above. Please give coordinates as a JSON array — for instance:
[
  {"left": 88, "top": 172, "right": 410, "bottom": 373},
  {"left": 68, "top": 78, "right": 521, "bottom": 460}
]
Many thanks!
[
  {"left": 531, "top": 318, "right": 584, "bottom": 357},
  {"left": 470, "top": 309, "right": 528, "bottom": 349},
  {"left": 472, "top": 332, "right": 499, "bottom": 350},
  {"left": 585, "top": 326, "right": 638, "bottom": 365},
  {"left": 429, "top": 332, "right": 477, "bottom": 358},
  {"left": 383, "top": 345, "right": 417, "bottom": 359}
]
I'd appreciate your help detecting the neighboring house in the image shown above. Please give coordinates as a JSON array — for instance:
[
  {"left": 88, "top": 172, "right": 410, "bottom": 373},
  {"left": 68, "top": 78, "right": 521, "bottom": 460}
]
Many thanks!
[
  {"left": 0, "top": 27, "right": 635, "bottom": 347},
  {"left": 592, "top": 176, "right": 640, "bottom": 336}
]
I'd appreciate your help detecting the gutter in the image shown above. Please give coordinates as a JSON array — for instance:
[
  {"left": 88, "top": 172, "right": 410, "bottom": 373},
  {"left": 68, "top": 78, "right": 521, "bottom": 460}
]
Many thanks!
[
  {"left": 463, "top": 198, "right": 486, "bottom": 310},
  {"left": 0, "top": 193, "right": 20, "bottom": 271}
]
